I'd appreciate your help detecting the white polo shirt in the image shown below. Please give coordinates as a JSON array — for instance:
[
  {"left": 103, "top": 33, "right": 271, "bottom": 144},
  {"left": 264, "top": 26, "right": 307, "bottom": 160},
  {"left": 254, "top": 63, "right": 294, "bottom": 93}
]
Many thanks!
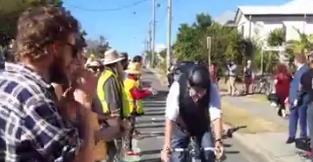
[{"left": 165, "top": 82, "right": 222, "bottom": 121}]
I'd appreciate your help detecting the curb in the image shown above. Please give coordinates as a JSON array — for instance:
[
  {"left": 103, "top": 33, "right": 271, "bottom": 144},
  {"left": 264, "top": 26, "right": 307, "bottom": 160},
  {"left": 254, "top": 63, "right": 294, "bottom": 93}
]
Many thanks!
[{"left": 223, "top": 123, "right": 279, "bottom": 162}]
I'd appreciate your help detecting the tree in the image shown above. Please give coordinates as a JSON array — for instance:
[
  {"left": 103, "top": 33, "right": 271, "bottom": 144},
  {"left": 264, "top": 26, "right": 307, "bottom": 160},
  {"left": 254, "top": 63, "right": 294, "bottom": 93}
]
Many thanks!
[
  {"left": 195, "top": 13, "right": 212, "bottom": 29},
  {"left": 267, "top": 28, "right": 286, "bottom": 46},
  {"left": 85, "top": 36, "right": 110, "bottom": 58},
  {"left": 0, "top": 0, "right": 62, "bottom": 46},
  {"left": 173, "top": 13, "right": 258, "bottom": 74},
  {"left": 174, "top": 23, "right": 203, "bottom": 61},
  {"left": 287, "top": 29, "right": 313, "bottom": 54}
]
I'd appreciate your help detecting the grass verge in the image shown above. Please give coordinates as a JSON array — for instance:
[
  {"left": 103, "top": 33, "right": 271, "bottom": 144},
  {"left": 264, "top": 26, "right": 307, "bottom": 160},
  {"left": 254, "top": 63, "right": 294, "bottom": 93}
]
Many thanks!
[{"left": 222, "top": 102, "right": 287, "bottom": 134}]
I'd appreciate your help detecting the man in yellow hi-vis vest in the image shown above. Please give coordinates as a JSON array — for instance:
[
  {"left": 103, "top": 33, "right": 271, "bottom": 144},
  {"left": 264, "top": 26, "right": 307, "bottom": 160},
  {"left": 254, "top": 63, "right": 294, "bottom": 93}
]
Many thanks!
[{"left": 97, "top": 49, "right": 129, "bottom": 162}]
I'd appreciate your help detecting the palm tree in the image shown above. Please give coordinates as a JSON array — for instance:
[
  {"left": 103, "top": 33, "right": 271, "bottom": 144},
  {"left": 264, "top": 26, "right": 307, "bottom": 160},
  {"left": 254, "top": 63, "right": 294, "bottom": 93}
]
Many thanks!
[{"left": 287, "top": 29, "right": 313, "bottom": 54}]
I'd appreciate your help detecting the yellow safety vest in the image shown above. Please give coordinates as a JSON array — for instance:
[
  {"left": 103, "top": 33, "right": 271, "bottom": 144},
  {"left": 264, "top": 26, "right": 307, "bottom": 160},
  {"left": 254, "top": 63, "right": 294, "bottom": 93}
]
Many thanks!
[
  {"left": 124, "top": 78, "right": 144, "bottom": 115},
  {"left": 136, "top": 80, "right": 144, "bottom": 115},
  {"left": 97, "top": 70, "right": 129, "bottom": 117}
]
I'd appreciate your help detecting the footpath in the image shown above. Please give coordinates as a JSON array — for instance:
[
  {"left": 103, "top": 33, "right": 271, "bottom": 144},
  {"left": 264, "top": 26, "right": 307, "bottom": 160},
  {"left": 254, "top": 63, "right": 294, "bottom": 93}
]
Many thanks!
[{"left": 222, "top": 93, "right": 310, "bottom": 162}]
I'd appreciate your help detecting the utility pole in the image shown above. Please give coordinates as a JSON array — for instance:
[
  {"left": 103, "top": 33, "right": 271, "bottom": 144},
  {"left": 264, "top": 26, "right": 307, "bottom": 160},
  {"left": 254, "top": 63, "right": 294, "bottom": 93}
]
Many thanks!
[
  {"left": 166, "top": 0, "right": 172, "bottom": 71},
  {"left": 151, "top": 0, "right": 156, "bottom": 67},
  {"left": 207, "top": 36, "right": 212, "bottom": 66},
  {"left": 148, "top": 22, "right": 152, "bottom": 52}
]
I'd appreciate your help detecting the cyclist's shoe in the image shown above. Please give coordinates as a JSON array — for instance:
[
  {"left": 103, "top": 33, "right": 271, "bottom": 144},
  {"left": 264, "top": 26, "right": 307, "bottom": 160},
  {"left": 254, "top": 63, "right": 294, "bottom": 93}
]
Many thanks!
[{"left": 286, "top": 137, "right": 295, "bottom": 144}]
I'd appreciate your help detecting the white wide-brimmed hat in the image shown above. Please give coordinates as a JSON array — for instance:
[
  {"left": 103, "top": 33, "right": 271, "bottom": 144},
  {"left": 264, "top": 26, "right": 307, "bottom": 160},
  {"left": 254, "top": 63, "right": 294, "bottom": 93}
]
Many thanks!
[{"left": 101, "top": 49, "right": 125, "bottom": 65}]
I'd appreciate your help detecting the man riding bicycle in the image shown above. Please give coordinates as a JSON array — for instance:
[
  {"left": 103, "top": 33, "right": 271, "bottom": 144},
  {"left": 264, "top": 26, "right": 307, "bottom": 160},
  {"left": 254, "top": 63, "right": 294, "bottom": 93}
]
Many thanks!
[{"left": 161, "top": 64, "right": 223, "bottom": 162}]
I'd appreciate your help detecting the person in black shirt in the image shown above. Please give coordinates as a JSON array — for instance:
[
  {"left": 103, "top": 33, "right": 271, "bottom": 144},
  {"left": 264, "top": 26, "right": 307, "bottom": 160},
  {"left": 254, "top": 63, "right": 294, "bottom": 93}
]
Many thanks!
[{"left": 300, "top": 51, "right": 313, "bottom": 157}]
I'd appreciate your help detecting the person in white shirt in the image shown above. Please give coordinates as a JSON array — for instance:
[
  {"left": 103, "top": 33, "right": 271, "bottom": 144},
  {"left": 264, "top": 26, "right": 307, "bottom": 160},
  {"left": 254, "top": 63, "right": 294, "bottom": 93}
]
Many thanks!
[
  {"left": 161, "top": 65, "right": 223, "bottom": 162},
  {"left": 227, "top": 61, "right": 238, "bottom": 96}
]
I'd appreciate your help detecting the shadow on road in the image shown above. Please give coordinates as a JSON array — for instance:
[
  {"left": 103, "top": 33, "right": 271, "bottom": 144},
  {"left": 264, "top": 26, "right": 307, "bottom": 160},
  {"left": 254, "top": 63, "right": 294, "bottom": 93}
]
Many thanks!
[
  {"left": 140, "top": 150, "right": 161, "bottom": 155},
  {"left": 144, "top": 71, "right": 154, "bottom": 75},
  {"left": 224, "top": 150, "right": 240, "bottom": 154},
  {"left": 139, "top": 158, "right": 161, "bottom": 162},
  {"left": 140, "top": 132, "right": 164, "bottom": 137},
  {"left": 143, "top": 109, "right": 165, "bottom": 112},
  {"left": 223, "top": 143, "right": 232, "bottom": 148},
  {"left": 136, "top": 120, "right": 164, "bottom": 124},
  {"left": 142, "top": 81, "right": 152, "bottom": 87},
  {"left": 142, "top": 104, "right": 165, "bottom": 108},
  {"left": 142, "top": 113, "right": 165, "bottom": 116},
  {"left": 136, "top": 124, "right": 164, "bottom": 129}
]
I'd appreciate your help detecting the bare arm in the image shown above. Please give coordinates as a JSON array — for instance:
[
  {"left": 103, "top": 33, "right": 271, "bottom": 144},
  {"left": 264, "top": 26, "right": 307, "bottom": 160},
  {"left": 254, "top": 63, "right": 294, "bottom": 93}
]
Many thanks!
[
  {"left": 162, "top": 82, "right": 180, "bottom": 151},
  {"left": 209, "top": 84, "right": 223, "bottom": 141},
  {"left": 73, "top": 96, "right": 96, "bottom": 162},
  {"left": 212, "top": 118, "right": 223, "bottom": 140},
  {"left": 164, "top": 119, "right": 173, "bottom": 149}
]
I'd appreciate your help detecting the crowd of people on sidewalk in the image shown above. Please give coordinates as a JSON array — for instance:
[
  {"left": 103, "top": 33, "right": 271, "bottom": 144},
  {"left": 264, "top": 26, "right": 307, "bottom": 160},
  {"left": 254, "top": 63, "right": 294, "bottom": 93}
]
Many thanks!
[{"left": 0, "top": 5, "right": 158, "bottom": 162}]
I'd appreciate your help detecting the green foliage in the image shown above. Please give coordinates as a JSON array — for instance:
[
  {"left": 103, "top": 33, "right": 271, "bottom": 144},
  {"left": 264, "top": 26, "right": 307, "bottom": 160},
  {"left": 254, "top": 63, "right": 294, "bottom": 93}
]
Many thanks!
[
  {"left": 0, "top": 0, "right": 62, "bottom": 45},
  {"left": 267, "top": 28, "right": 286, "bottom": 46},
  {"left": 174, "top": 23, "right": 205, "bottom": 61},
  {"left": 287, "top": 29, "right": 313, "bottom": 54},
  {"left": 173, "top": 13, "right": 257, "bottom": 73},
  {"left": 86, "top": 36, "right": 111, "bottom": 58},
  {"left": 159, "top": 49, "right": 166, "bottom": 59},
  {"left": 254, "top": 49, "right": 279, "bottom": 74},
  {"left": 195, "top": 13, "right": 212, "bottom": 29}
]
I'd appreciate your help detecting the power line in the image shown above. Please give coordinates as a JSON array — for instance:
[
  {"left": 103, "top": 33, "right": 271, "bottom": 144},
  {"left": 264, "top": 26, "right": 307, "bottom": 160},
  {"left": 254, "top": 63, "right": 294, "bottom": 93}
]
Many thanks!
[{"left": 64, "top": 0, "right": 149, "bottom": 12}]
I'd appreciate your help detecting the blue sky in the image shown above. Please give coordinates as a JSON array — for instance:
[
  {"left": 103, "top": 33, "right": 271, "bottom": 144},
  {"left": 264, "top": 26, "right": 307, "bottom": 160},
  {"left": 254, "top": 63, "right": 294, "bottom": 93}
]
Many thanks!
[{"left": 63, "top": 0, "right": 290, "bottom": 57}]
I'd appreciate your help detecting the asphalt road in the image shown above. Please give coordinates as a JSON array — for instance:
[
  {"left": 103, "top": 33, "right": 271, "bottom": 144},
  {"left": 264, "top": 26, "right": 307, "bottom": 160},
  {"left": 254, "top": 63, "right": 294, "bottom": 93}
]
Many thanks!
[{"left": 122, "top": 69, "right": 265, "bottom": 162}]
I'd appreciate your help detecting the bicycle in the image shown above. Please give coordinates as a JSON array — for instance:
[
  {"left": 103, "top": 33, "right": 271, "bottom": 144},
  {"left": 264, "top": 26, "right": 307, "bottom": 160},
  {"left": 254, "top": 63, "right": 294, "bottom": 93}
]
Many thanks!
[
  {"left": 171, "top": 137, "right": 220, "bottom": 162},
  {"left": 252, "top": 75, "right": 273, "bottom": 96}
]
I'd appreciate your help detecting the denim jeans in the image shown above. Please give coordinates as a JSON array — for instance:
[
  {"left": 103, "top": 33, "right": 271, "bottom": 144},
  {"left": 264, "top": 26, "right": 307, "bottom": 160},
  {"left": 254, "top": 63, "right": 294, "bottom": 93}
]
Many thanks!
[
  {"left": 289, "top": 105, "right": 308, "bottom": 138},
  {"left": 170, "top": 124, "right": 215, "bottom": 162}
]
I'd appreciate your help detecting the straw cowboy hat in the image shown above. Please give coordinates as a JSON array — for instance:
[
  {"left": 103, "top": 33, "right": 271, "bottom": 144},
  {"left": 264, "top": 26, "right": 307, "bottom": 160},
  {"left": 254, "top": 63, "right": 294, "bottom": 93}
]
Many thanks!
[
  {"left": 125, "top": 62, "right": 142, "bottom": 74},
  {"left": 101, "top": 49, "right": 125, "bottom": 65}
]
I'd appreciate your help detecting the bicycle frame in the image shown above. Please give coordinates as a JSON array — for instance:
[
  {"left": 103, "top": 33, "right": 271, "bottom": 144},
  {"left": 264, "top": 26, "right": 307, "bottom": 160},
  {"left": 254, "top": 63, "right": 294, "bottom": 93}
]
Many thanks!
[{"left": 172, "top": 147, "right": 215, "bottom": 162}]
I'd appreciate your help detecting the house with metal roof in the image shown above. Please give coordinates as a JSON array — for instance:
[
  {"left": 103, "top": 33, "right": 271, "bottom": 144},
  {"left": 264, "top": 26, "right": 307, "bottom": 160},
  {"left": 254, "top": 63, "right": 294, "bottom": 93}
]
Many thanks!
[{"left": 234, "top": 0, "right": 313, "bottom": 45}]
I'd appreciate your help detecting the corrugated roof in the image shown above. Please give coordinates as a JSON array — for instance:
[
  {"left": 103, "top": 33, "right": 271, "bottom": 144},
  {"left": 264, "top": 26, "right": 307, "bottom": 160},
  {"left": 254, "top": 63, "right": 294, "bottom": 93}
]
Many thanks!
[{"left": 238, "top": 0, "right": 313, "bottom": 15}]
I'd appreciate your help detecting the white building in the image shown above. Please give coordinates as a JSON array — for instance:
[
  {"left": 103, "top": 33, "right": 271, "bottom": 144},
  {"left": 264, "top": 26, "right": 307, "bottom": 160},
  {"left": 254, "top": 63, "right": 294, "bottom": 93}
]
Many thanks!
[{"left": 234, "top": 0, "right": 313, "bottom": 46}]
